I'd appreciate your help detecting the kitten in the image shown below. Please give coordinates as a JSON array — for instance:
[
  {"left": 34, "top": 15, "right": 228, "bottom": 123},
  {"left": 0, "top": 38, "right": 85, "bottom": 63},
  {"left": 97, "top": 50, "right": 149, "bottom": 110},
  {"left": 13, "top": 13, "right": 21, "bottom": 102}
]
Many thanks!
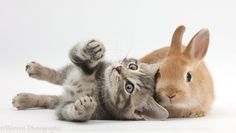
[{"left": 12, "top": 40, "right": 168, "bottom": 121}]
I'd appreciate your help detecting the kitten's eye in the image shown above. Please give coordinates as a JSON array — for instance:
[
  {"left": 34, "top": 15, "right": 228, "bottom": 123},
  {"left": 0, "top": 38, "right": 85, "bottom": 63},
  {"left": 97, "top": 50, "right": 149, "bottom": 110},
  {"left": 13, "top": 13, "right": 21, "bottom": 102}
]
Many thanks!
[
  {"left": 128, "top": 63, "right": 138, "bottom": 70},
  {"left": 186, "top": 72, "right": 192, "bottom": 82},
  {"left": 125, "top": 82, "right": 134, "bottom": 93}
]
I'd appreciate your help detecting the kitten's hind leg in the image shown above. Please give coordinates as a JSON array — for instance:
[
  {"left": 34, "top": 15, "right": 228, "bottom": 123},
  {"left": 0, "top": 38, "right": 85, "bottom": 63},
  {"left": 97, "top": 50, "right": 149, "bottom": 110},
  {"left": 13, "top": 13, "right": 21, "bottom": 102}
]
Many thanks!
[
  {"left": 12, "top": 93, "right": 60, "bottom": 110},
  {"left": 70, "top": 39, "right": 105, "bottom": 74},
  {"left": 56, "top": 96, "right": 97, "bottom": 121},
  {"left": 26, "top": 62, "right": 71, "bottom": 85}
]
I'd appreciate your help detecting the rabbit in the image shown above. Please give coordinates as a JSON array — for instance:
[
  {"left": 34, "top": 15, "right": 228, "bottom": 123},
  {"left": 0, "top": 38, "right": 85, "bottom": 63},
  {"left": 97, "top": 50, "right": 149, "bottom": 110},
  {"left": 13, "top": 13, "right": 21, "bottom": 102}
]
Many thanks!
[{"left": 140, "top": 25, "right": 214, "bottom": 118}]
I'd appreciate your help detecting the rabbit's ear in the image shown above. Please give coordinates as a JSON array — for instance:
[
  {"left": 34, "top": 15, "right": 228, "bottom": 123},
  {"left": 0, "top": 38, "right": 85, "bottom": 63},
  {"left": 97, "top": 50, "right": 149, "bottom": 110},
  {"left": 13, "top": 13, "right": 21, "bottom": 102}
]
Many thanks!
[
  {"left": 168, "top": 25, "right": 185, "bottom": 56},
  {"left": 183, "top": 28, "right": 209, "bottom": 61}
]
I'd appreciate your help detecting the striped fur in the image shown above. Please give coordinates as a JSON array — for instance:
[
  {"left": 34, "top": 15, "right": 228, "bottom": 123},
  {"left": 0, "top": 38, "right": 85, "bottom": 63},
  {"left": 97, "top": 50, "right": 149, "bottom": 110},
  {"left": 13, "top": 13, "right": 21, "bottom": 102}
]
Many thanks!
[{"left": 13, "top": 40, "right": 168, "bottom": 121}]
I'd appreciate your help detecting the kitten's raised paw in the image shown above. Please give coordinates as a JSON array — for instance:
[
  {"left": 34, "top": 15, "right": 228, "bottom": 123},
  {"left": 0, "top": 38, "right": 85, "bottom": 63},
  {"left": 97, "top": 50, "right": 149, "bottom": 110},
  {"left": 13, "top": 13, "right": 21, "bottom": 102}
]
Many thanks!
[
  {"left": 12, "top": 93, "right": 38, "bottom": 110},
  {"left": 26, "top": 61, "right": 44, "bottom": 79},
  {"left": 82, "top": 39, "right": 105, "bottom": 61},
  {"left": 74, "top": 96, "right": 97, "bottom": 115}
]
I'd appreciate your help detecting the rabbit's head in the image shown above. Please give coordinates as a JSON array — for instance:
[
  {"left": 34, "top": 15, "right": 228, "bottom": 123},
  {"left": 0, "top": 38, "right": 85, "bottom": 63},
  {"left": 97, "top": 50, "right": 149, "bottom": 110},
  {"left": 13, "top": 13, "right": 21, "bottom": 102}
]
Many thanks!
[{"left": 156, "top": 26, "right": 210, "bottom": 109}]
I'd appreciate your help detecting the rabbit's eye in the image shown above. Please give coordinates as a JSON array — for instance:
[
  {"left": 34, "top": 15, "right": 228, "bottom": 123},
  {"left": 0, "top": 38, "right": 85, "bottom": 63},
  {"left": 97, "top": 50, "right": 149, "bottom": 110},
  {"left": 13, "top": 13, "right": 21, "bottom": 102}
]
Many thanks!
[{"left": 186, "top": 72, "right": 192, "bottom": 82}]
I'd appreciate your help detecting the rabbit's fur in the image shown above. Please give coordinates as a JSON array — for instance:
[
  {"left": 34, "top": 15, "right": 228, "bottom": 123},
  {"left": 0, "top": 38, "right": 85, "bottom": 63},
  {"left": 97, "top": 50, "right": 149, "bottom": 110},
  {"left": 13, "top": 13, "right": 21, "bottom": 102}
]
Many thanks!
[{"left": 140, "top": 26, "right": 214, "bottom": 118}]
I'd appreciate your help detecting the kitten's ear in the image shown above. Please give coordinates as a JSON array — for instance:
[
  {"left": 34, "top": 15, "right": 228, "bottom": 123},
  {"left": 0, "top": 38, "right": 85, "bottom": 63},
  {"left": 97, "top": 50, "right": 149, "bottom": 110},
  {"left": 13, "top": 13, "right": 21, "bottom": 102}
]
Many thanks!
[
  {"left": 136, "top": 96, "right": 169, "bottom": 120},
  {"left": 140, "top": 63, "right": 159, "bottom": 76}
]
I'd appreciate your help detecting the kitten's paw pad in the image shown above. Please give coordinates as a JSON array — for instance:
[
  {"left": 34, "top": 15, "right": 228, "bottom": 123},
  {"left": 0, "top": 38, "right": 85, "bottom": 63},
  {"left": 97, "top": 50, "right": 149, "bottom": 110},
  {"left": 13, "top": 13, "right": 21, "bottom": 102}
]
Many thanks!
[
  {"left": 26, "top": 61, "right": 43, "bottom": 79},
  {"left": 74, "top": 96, "right": 97, "bottom": 114},
  {"left": 82, "top": 40, "right": 105, "bottom": 61},
  {"left": 12, "top": 93, "right": 38, "bottom": 110}
]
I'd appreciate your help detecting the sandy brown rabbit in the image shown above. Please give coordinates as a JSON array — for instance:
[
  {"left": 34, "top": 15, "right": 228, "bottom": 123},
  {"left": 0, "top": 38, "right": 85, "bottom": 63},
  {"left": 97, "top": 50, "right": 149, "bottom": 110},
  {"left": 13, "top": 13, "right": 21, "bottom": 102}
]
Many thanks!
[{"left": 140, "top": 25, "right": 214, "bottom": 118}]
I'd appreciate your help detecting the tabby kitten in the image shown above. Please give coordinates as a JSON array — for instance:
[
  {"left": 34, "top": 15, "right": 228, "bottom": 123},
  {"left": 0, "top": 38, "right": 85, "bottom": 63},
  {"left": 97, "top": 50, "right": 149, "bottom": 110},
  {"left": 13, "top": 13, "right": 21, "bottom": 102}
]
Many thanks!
[{"left": 12, "top": 40, "right": 168, "bottom": 121}]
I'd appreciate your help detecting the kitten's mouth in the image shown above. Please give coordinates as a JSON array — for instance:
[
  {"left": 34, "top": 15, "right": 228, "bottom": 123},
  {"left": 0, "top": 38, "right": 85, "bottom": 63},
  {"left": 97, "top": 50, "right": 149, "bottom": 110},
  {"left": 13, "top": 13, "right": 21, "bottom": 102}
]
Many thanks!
[
  {"left": 134, "top": 104, "right": 150, "bottom": 119},
  {"left": 133, "top": 101, "right": 150, "bottom": 119},
  {"left": 110, "top": 68, "right": 121, "bottom": 82},
  {"left": 134, "top": 108, "right": 145, "bottom": 118}
]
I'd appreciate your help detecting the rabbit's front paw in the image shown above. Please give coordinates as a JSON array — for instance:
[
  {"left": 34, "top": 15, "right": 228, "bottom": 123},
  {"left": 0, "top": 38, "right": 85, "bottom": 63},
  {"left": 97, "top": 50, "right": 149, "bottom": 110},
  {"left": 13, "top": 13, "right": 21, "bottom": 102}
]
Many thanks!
[
  {"left": 189, "top": 111, "right": 205, "bottom": 118},
  {"left": 183, "top": 110, "right": 205, "bottom": 118}
]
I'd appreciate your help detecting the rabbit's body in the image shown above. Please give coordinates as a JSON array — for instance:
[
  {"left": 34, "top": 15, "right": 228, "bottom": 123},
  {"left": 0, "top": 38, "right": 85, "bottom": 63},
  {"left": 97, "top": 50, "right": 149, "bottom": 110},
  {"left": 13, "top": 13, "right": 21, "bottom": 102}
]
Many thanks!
[{"left": 140, "top": 26, "right": 214, "bottom": 118}]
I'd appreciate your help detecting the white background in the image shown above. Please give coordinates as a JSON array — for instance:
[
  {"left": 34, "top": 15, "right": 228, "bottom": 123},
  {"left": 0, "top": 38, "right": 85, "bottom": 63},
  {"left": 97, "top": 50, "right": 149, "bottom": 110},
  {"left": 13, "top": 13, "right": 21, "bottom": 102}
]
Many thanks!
[{"left": 0, "top": 0, "right": 236, "bottom": 133}]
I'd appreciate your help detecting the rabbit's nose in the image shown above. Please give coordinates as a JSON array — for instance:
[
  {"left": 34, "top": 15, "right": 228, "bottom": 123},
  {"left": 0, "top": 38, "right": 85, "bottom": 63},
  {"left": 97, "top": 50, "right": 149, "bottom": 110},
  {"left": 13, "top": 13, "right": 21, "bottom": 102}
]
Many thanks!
[
  {"left": 166, "top": 93, "right": 176, "bottom": 100},
  {"left": 163, "top": 87, "right": 177, "bottom": 100}
]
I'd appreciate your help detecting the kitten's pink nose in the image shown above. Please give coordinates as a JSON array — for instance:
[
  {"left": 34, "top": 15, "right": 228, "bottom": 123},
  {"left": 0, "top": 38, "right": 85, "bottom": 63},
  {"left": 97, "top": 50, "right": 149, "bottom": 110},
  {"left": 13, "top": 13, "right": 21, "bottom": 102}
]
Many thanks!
[{"left": 115, "top": 66, "right": 122, "bottom": 73}]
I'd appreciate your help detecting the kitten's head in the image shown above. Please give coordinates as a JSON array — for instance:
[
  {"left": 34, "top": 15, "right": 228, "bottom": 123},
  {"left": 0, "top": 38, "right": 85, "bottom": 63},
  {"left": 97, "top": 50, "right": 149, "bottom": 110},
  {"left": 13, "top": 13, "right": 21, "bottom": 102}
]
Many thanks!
[{"left": 104, "top": 58, "right": 169, "bottom": 120}]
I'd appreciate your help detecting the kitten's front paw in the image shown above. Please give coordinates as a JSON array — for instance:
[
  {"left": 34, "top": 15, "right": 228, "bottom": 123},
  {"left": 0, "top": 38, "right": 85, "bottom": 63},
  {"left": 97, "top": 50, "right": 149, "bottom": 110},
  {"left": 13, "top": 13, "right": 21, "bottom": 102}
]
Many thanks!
[
  {"left": 74, "top": 96, "right": 97, "bottom": 115},
  {"left": 12, "top": 93, "right": 38, "bottom": 110},
  {"left": 82, "top": 39, "right": 105, "bottom": 61},
  {"left": 26, "top": 61, "right": 44, "bottom": 80}
]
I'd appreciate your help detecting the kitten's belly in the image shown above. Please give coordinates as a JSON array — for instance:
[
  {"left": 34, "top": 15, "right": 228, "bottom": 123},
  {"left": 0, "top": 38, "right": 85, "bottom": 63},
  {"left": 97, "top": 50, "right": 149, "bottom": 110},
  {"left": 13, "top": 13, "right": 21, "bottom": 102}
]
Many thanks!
[{"left": 62, "top": 68, "right": 98, "bottom": 101}]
